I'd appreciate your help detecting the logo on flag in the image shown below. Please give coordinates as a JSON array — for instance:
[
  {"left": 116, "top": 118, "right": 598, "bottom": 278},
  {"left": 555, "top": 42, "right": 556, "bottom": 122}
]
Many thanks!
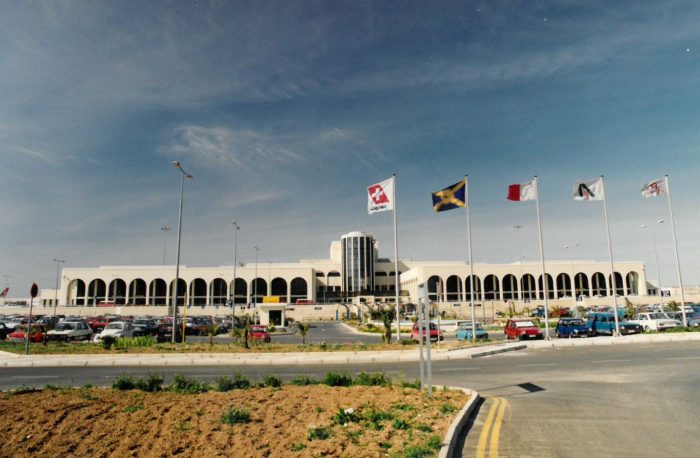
[
  {"left": 432, "top": 179, "right": 466, "bottom": 212},
  {"left": 368, "top": 177, "right": 395, "bottom": 214},
  {"left": 507, "top": 179, "right": 537, "bottom": 202},
  {"left": 573, "top": 178, "right": 604, "bottom": 201},
  {"left": 641, "top": 178, "right": 666, "bottom": 198},
  {"left": 0, "top": 287, "right": 8, "bottom": 297}
]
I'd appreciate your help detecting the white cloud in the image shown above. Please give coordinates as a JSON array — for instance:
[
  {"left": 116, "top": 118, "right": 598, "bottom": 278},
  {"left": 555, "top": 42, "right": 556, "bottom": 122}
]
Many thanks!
[{"left": 15, "top": 147, "right": 58, "bottom": 164}]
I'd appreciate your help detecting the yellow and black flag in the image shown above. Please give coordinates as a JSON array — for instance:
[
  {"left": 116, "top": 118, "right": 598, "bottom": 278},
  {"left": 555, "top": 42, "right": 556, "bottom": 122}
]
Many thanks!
[{"left": 432, "top": 179, "right": 466, "bottom": 212}]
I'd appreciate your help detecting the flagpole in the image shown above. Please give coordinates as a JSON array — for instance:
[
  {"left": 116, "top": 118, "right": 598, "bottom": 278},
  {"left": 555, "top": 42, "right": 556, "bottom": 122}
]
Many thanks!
[
  {"left": 392, "top": 173, "right": 401, "bottom": 343},
  {"left": 533, "top": 176, "right": 550, "bottom": 339},
  {"left": 465, "top": 176, "right": 477, "bottom": 341},
  {"left": 600, "top": 176, "right": 620, "bottom": 336},
  {"left": 665, "top": 175, "right": 687, "bottom": 327}
]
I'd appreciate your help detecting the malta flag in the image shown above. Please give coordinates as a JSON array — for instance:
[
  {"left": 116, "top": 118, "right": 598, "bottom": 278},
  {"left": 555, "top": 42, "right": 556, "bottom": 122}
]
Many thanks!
[
  {"left": 641, "top": 178, "right": 666, "bottom": 198},
  {"left": 368, "top": 176, "right": 395, "bottom": 214},
  {"left": 573, "top": 178, "right": 604, "bottom": 201},
  {"left": 507, "top": 179, "right": 537, "bottom": 202}
]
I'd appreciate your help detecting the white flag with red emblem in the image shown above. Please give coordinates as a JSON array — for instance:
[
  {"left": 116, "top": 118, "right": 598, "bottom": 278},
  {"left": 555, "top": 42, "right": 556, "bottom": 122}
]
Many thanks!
[
  {"left": 367, "top": 177, "right": 395, "bottom": 214},
  {"left": 641, "top": 178, "right": 666, "bottom": 198}
]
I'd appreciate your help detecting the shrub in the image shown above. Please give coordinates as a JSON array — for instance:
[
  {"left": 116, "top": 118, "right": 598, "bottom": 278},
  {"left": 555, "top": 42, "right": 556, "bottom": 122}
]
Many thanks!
[
  {"left": 135, "top": 373, "right": 163, "bottom": 392},
  {"left": 112, "top": 374, "right": 137, "bottom": 390},
  {"left": 393, "top": 403, "right": 417, "bottom": 412},
  {"left": 214, "top": 374, "right": 251, "bottom": 391},
  {"left": 115, "top": 336, "right": 157, "bottom": 349},
  {"left": 323, "top": 372, "right": 352, "bottom": 387},
  {"left": 264, "top": 375, "right": 282, "bottom": 388},
  {"left": 427, "top": 435, "right": 443, "bottom": 450},
  {"left": 123, "top": 404, "right": 144, "bottom": 413},
  {"left": 101, "top": 335, "right": 117, "bottom": 350},
  {"left": 290, "top": 443, "right": 306, "bottom": 452},
  {"left": 361, "top": 406, "right": 394, "bottom": 430},
  {"left": 332, "top": 408, "right": 360, "bottom": 425},
  {"left": 291, "top": 375, "right": 319, "bottom": 386},
  {"left": 393, "top": 418, "right": 410, "bottom": 430},
  {"left": 170, "top": 374, "right": 209, "bottom": 394},
  {"left": 400, "top": 339, "right": 417, "bottom": 346},
  {"left": 221, "top": 406, "right": 251, "bottom": 425},
  {"left": 402, "top": 445, "right": 433, "bottom": 458},
  {"left": 415, "top": 423, "right": 432, "bottom": 432},
  {"left": 354, "top": 371, "right": 390, "bottom": 386},
  {"left": 307, "top": 426, "right": 332, "bottom": 441},
  {"left": 400, "top": 379, "right": 421, "bottom": 390},
  {"left": 439, "top": 403, "right": 456, "bottom": 414}
]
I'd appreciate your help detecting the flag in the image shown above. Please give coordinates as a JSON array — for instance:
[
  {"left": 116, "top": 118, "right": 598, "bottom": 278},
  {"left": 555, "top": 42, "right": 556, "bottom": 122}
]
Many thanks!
[
  {"left": 367, "top": 176, "right": 395, "bottom": 214},
  {"left": 641, "top": 178, "right": 666, "bottom": 198},
  {"left": 507, "top": 179, "right": 537, "bottom": 201},
  {"left": 0, "top": 287, "right": 7, "bottom": 297},
  {"left": 432, "top": 179, "right": 466, "bottom": 212},
  {"left": 573, "top": 178, "right": 604, "bottom": 201}
]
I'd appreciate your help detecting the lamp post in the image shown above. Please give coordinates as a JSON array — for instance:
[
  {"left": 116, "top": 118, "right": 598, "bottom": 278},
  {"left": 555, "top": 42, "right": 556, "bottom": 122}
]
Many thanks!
[
  {"left": 171, "top": 160, "right": 193, "bottom": 343},
  {"left": 160, "top": 226, "right": 171, "bottom": 265},
  {"left": 52, "top": 258, "right": 65, "bottom": 317},
  {"left": 563, "top": 243, "right": 578, "bottom": 299},
  {"left": 641, "top": 220, "right": 665, "bottom": 311},
  {"left": 253, "top": 246, "right": 259, "bottom": 308},
  {"left": 231, "top": 221, "right": 240, "bottom": 321}
]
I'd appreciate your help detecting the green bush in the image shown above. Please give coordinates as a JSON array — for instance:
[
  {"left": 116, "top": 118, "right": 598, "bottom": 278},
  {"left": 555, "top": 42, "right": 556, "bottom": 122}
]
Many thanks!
[
  {"left": 427, "top": 435, "right": 443, "bottom": 450},
  {"left": 393, "top": 403, "right": 417, "bottom": 412},
  {"left": 354, "top": 371, "right": 390, "bottom": 386},
  {"left": 307, "top": 426, "right": 332, "bottom": 441},
  {"left": 115, "top": 336, "right": 157, "bottom": 349},
  {"left": 170, "top": 374, "right": 209, "bottom": 394},
  {"left": 439, "top": 403, "right": 456, "bottom": 414},
  {"left": 101, "top": 335, "right": 117, "bottom": 350},
  {"left": 214, "top": 374, "right": 251, "bottom": 391},
  {"left": 290, "top": 375, "right": 319, "bottom": 386},
  {"left": 221, "top": 406, "right": 251, "bottom": 425},
  {"left": 134, "top": 373, "right": 163, "bottom": 392},
  {"left": 361, "top": 406, "right": 394, "bottom": 430},
  {"left": 323, "top": 372, "right": 353, "bottom": 387},
  {"left": 332, "top": 408, "right": 360, "bottom": 425},
  {"left": 290, "top": 443, "right": 306, "bottom": 452},
  {"left": 402, "top": 445, "right": 433, "bottom": 458},
  {"left": 112, "top": 374, "right": 137, "bottom": 390},
  {"left": 123, "top": 404, "right": 144, "bottom": 413},
  {"left": 400, "top": 379, "right": 421, "bottom": 390},
  {"left": 393, "top": 418, "right": 410, "bottom": 430},
  {"left": 264, "top": 375, "right": 282, "bottom": 388},
  {"left": 400, "top": 339, "right": 417, "bottom": 345},
  {"left": 415, "top": 423, "right": 432, "bottom": 432}
]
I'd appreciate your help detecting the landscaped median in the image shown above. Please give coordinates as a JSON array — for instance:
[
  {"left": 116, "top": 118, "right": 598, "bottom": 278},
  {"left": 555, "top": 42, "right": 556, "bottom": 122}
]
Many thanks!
[{"left": 0, "top": 372, "right": 473, "bottom": 458}]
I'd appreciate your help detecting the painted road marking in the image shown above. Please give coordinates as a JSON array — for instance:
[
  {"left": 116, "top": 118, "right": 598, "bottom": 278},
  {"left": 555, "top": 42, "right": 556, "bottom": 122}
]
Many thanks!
[
  {"left": 10, "top": 375, "right": 59, "bottom": 379},
  {"left": 591, "top": 359, "right": 631, "bottom": 363},
  {"left": 517, "top": 363, "right": 556, "bottom": 367},
  {"left": 665, "top": 356, "right": 700, "bottom": 360},
  {"left": 436, "top": 367, "right": 481, "bottom": 372},
  {"left": 476, "top": 397, "right": 509, "bottom": 458}
]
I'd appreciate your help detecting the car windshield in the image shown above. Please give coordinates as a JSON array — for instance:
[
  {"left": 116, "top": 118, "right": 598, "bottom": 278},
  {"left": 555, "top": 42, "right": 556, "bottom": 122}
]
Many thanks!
[
  {"left": 251, "top": 326, "right": 266, "bottom": 332},
  {"left": 105, "top": 323, "right": 122, "bottom": 330},
  {"left": 649, "top": 313, "right": 668, "bottom": 320},
  {"left": 566, "top": 320, "right": 585, "bottom": 326},
  {"left": 515, "top": 321, "right": 536, "bottom": 328},
  {"left": 55, "top": 323, "right": 76, "bottom": 331},
  {"left": 459, "top": 323, "right": 482, "bottom": 330}
]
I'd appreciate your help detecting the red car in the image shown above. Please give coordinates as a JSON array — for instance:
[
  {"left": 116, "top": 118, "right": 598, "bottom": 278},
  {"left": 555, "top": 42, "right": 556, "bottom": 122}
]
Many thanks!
[
  {"left": 411, "top": 322, "right": 443, "bottom": 342},
  {"left": 88, "top": 316, "right": 119, "bottom": 332},
  {"left": 504, "top": 319, "right": 544, "bottom": 340},
  {"left": 250, "top": 325, "right": 271, "bottom": 343},
  {"left": 6, "top": 326, "right": 45, "bottom": 343}
]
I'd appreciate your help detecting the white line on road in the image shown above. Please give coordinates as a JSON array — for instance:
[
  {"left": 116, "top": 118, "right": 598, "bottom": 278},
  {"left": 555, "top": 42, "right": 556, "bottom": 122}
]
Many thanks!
[
  {"left": 591, "top": 359, "right": 631, "bottom": 363},
  {"left": 436, "top": 367, "right": 481, "bottom": 372},
  {"left": 665, "top": 356, "right": 700, "bottom": 360},
  {"left": 517, "top": 363, "right": 556, "bottom": 367},
  {"left": 11, "top": 375, "right": 60, "bottom": 379}
]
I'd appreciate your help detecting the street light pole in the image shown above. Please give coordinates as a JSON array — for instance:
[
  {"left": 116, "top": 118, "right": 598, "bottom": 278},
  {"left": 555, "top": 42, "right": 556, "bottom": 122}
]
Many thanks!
[
  {"left": 160, "top": 226, "right": 171, "bottom": 265},
  {"left": 231, "top": 221, "right": 240, "bottom": 322},
  {"left": 171, "top": 160, "right": 193, "bottom": 343},
  {"left": 52, "top": 258, "right": 65, "bottom": 317}
]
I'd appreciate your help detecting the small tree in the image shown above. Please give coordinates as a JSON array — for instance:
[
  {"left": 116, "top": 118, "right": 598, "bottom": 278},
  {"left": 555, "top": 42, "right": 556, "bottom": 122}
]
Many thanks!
[
  {"left": 206, "top": 324, "right": 221, "bottom": 347},
  {"left": 296, "top": 322, "right": 310, "bottom": 345},
  {"left": 369, "top": 306, "right": 396, "bottom": 344}
]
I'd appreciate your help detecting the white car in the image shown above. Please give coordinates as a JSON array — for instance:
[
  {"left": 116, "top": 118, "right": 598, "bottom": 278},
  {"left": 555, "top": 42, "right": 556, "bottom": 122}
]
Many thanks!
[
  {"left": 628, "top": 312, "right": 680, "bottom": 331},
  {"left": 47, "top": 321, "right": 93, "bottom": 341},
  {"left": 94, "top": 321, "right": 135, "bottom": 341}
]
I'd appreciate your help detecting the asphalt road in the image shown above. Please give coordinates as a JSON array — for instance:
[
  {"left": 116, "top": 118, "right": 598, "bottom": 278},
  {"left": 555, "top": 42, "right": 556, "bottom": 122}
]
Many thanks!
[{"left": 3, "top": 341, "right": 697, "bottom": 457}]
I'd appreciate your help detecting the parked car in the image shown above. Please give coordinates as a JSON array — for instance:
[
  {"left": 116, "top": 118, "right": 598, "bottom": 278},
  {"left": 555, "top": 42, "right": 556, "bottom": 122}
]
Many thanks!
[
  {"left": 666, "top": 311, "right": 700, "bottom": 327},
  {"left": 555, "top": 318, "right": 591, "bottom": 338},
  {"left": 504, "top": 319, "right": 544, "bottom": 340},
  {"left": 455, "top": 321, "right": 489, "bottom": 341},
  {"left": 587, "top": 312, "right": 642, "bottom": 336},
  {"left": 530, "top": 306, "right": 546, "bottom": 318},
  {"left": 6, "top": 326, "right": 45, "bottom": 343},
  {"left": 627, "top": 312, "right": 680, "bottom": 332},
  {"left": 132, "top": 318, "right": 158, "bottom": 336},
  {"left": 47, "top": 321, "right": 93, "bottom": 341},
  {"left": 411, "top": 322, "right": 443, "bottom": 342},
  {"left": 250, "top": 325, "right": 271, "bottom": 343},
  {"left": 36, "top": 316, "right": 60, "bottom": 329},
  {"left": 88, "top": 316, "right": 119, "bottom": 332},
  {"left": 94, "top": 321, "right": 135, "bottom": 341},
  {"left": 0, "top": 322, "right": 12, "bottom": 340}
]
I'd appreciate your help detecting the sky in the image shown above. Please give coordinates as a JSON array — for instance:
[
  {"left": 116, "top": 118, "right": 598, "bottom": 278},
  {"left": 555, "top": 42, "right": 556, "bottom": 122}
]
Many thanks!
[{"left": 1, "top": 0, "right": 699, "bottom": 296}]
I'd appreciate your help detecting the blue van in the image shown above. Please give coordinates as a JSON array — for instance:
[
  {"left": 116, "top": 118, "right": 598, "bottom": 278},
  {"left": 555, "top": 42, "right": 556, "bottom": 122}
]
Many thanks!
[{"left": 587, "top": 312, "right": 642, "bottom": 336}]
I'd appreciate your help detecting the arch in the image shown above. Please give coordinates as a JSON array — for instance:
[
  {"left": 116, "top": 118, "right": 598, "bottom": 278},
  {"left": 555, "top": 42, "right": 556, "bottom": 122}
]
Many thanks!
[
  {"left": 502, "top": 274, "right": 518, "bottom": 300},
  {"left": 290, "top": 277, "right": 308, "bottom": 302},
  {"left": 574, "top": 273, "right": 589, "bottom": 298},
  {"left": 315, "top": 272, "right": 325, "bottom": 277},
  {"left": 427, "top": 275, "right": 443, "bottom": 302},
  {"left": 87, "top": 279, "right": 106, "bottom": 305},
  {"left": 521, "top": 274, "right": 536, "bottom": 300},
  {"left": 189, "top": 278, "right": 207, "bottom": 306},
  {"left": 465, "top": 275, "right": 482, "bottom": 302},
  {"left": 538, "top": 274, "right": 554, "bottom": 300},
  {"left": 556, "top": 273, "right": 572, "bottom": 299},
  {"left": 169, "top": 278, "right": 187, "bottom": 306},
  {"left": 209, "top": 278, "right": 228, "bottom": 306},
  {"left": 446, "top": 275, "right": 462, "bottom": 301},
  {"left": 251, "top": 278, "right": 268, "bottom": 304},
  {"left": 108, "top": 278, "right": 127, "bottom": 304},
  {"left": 128, "top": 279, "right": 147, "bottom": 305},
  {"left": 626, "top": 271, "right": 639, "bottom": 295},
  {"left": 67, "top": 279, "right": 86, "bottom": 306},
  {"left": 230, "top": 278, "right": 247, "bottom": 304},
  {"left": 271, "top": 277, "right": 287, "bottom": 297},
  {"left": 592, "top": 272, "right": 607, "bottom": 297},
  {"left": 149, "top": 278, "right": 167, "bottom": 306},
  {"left": 327, "top": 270, "right": 341, "bottom": 292},
  {"left": 609, "top": 272, "right": 624, "bottom": 296},
  {"left": 484, "top": 275, "right": 500, "bottom": 301}
]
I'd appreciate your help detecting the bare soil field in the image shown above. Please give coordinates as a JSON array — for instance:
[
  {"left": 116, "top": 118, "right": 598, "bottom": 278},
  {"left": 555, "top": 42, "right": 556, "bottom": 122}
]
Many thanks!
[{"left": 0, "top": 385, "right": 468, "bottom": 458}]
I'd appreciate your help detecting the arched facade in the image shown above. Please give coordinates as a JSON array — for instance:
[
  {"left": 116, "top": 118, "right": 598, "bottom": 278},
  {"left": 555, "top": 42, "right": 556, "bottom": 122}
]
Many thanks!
[
  {"left": 626, "top": 271, "right": 639, "bottom": 295},
  {"left": 465, "top": 275, "right": 482, "bottom": 302},
  {"left": 108, "top": 278, "right": 127, "bottom": 304},
  {"left": 427, "top": 275, "right": 443, "bottom": 302},
  {"left": 150, "top": 279, "right": 168, "bottom": 305},
  {"left": 128, "top": 279, "right": 147, "bottom": 305},
  {"left": 484, "top": 275, "right": 500, "bottom": 301},
  {"left": 290, "top": 277, "right": 308, "bottom": 302},
  {"left": 556, "top": 273, "right": 572, "bottom": 298},
  {"left": 446, "top": 275, "right": 461, "bottom": 301},
  {"left": 502, "top": 274, "right": 518, "bottom": 300},
  {"left": 592, "top": 272, "right": 607, "bottom": 297},
  {"left": 521, "top": 274, "right": 536, "bottom": 300},
  {"left": 209, "top": 278, "right": 228, "bottom": 305}
]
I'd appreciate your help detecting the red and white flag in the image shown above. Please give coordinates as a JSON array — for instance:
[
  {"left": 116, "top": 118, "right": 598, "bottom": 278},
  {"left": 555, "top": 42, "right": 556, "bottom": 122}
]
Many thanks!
[
  {"left": 641, "top": 178, "right": 666, "bottom": 198},
  {"left": 507, "top": 179, "right": 537, "bottom": 202},
  {"left": 0, "top": 287, "right": 8, "bottom": 297},
  {"left": 368, "top": 176, "right": 395, "bottom": 214}
]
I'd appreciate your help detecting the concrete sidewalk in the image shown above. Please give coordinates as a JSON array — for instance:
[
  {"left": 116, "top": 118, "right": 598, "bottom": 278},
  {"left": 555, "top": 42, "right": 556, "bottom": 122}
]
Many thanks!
[{"left": 526, "top": 330, "right": 700, "bottom": 349}]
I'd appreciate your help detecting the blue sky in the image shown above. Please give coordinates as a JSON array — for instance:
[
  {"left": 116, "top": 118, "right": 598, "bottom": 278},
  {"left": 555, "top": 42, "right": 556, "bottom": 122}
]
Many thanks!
[{"left": 1, "top": 0, "right": 699, "bottom": 295}]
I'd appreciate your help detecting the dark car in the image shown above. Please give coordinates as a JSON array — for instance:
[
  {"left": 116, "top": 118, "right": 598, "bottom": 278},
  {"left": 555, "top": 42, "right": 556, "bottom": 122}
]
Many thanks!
[
  {"left": 132, "top": 319, "right": 158, "bottom": 336},
  {"left": 555, "top": 318, "right": 591, "bottom": 338},
  {"left": 0, "top": 322, "right": 12, "bottom": 340}
]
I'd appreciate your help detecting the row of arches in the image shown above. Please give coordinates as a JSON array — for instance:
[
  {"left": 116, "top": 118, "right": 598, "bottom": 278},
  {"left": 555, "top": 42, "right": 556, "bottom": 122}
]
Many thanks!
[
  {"left": 65, "top": 277, "right": 309, "bottom": 306},
  {"left": 426, "top": 271, "right": 640, "bottom": 302}
]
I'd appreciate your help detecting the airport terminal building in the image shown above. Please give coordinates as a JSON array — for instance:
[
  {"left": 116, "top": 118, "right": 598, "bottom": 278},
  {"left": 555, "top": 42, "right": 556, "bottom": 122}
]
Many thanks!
[{"left": 53, "top": 231, "right": 649, "bottom": 310}]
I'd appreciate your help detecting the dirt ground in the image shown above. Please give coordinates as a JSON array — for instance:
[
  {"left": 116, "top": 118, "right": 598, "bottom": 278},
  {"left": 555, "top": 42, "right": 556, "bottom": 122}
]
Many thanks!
[{"left": 0, "top": 385, "right": 468, "bottom": 458}]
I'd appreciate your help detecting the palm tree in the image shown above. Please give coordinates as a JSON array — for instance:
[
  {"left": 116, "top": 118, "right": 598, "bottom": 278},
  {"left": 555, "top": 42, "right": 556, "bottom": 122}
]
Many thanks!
[{"left": 296, "top": 322, "right": 310, "bottom": 345}]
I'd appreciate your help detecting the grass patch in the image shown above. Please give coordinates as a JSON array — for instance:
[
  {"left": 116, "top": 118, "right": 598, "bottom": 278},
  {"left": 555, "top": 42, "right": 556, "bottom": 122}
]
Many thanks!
[
  {"left": 400, "top": 379, "right": 421, "bottom": 390},
  {"left": 290, "top": 375, "right": 319, "bottom": 386},
  {"left": 123, "top": 404, "right": 144, "bottom": 413},
  {"left": 322, "top": 372, "right": 353, "bottom": 387},
  {"left": 114, "top": 336, "right": 157, "bottom": 349},
  {"left": 393, "top": 403, "right": 417, "bottom": 411},
  {"left": 332, "top": 408, "right": 360, "bottom": 425},
  {"left": 263, "top": 375, "right": 282, "bottom": 388},
  {"left": 290, "top": 443, "right": 306, "bottom": 452},
  {"left": 170, "top": 374, "right": 209, "bottom": 394},
  {"left": 439, "top": 403, "right": 456, "bottom": 414},
  {"left": 134, "top": 373, "right": 163, "bottom": 392},
  {"left": 221, "top": 406, "right": 252, "bottom": 425},
  {"left": 112, "top": 374, "right": 137, "bottom": 391},
  {"left": 415, "top": 423, "right": 432, "bottom": 433},
  {"left": 392, "top": 418, "right": 410, "bottom": 430},
  {"left": 354, "top": 371, "right": 391, "bottom": 386},
  {"left": 214, "top": 374, "right": 251, "bottom": 392},
  {"left": 307, "top": 426, "right": 333, "bottom": 441}
]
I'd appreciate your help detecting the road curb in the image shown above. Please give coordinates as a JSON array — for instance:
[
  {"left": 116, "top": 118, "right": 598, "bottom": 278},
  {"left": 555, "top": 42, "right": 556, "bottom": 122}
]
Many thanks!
[
  {"left": 470, "top": 344, "right": 527, "bottom": 358},
  {"left": 438, "top": 386, "right": 480, "bottom": 458}
]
